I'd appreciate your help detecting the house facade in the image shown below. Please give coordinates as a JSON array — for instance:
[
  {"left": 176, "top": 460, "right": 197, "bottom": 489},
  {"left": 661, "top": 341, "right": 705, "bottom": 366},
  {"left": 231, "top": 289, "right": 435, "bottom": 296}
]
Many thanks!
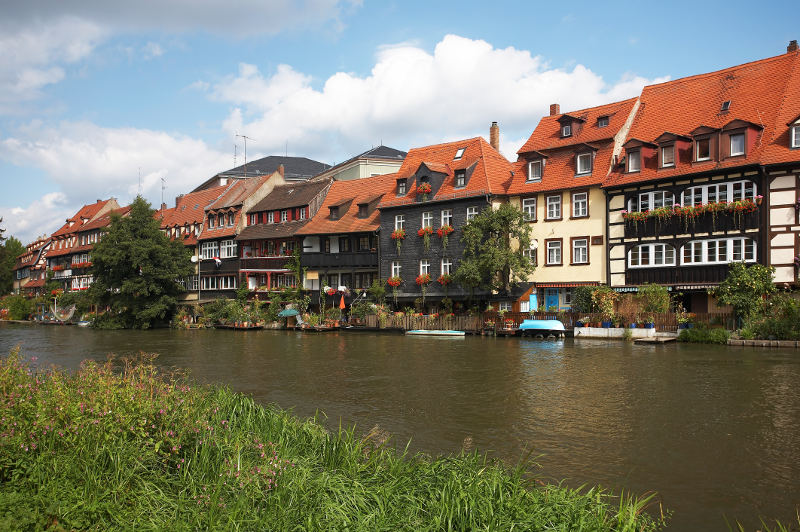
[
  {"left": 12, "top": 237, "right": 51, "bottom": 295},
  {"left": 506, "top": 99, "right": 637, "bottom": 311},
  {"left": 312, "top": 146, "right": 406, "bottom": 182}
]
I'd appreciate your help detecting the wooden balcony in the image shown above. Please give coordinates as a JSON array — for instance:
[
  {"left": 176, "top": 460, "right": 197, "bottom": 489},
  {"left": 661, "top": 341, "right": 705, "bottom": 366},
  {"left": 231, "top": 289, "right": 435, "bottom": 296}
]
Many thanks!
[
  {"left": 626, "top": 264, "right": 731, "bottom": 286},
  {"left": 239, "top": 256, "right": 293, "bottom": 271},
  {"left": 300, "top": 252, "right": 378, "bottom": 269},
  {"left": 624, "top": 210, "right": 759, "bottom": 238}
]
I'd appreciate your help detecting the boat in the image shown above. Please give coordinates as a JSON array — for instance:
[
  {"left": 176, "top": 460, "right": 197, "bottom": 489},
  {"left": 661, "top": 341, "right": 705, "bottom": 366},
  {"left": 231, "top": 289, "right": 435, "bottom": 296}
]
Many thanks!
[
  {"left": 214, "top": 323, "right": 264, "bottom": 330},
  {"left": 77, "top": 321, "right": 91, "bottom": 327},
  {"left": 405, "top": 329, "right": 465, "bottom": 337},
  {"left": 518, "top": 319, "right": 566, "bottom": 338}
]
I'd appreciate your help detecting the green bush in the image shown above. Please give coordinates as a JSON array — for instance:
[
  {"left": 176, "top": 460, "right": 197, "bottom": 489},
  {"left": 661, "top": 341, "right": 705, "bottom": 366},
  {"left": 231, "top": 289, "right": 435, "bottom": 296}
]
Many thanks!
[
  {"left": 636, "top": 283, "right": 670, "bottom": 314},
  {"left": 1, "top": 294, "right": 34, "bottom": 320},
  {"left": 678, "top": 325, "right": 730, "bottom": 344},
  {"left": 572, "top": 286, "right": 596, "bottom": 313},
  {"left": 740, "top": 293, "right": 800, "bottom": 340}
]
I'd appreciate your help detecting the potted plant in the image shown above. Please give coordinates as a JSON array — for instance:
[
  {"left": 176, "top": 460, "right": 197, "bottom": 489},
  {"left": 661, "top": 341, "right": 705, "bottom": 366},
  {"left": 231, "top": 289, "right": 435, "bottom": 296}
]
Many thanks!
[
  {"left": 417, "top": 226, "right": 434, "bottom": 251},
  {"left": 436, "top": 225, "right": 454, "bottom": 248},
  {"left": 417, "top": 182, "right": 432, "bottom": 201},
  {"left": 644, "top": 315, "right": 655, "bottom": 329},
  {"left": 391, "top": 228, "right": 406, "bottom": 254}
]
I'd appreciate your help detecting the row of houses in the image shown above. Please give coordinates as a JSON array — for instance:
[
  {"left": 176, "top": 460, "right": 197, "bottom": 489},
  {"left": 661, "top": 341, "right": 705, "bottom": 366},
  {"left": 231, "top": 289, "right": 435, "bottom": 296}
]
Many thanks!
[{"left": 13, "top": 43, "right": 800, "bottom": 313}]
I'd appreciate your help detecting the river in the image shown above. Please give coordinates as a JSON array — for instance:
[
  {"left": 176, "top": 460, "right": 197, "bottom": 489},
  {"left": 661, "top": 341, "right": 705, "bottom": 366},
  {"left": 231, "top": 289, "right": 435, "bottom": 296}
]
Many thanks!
[{"left": 1, "top": 323, "right": 798, "bottom": 531}]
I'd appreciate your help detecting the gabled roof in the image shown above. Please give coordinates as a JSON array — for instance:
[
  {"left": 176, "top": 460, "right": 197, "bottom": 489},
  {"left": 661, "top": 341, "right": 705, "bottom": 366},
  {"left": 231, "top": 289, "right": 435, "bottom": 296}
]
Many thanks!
[
  {"left": 206, "top": 174, "right": 272, "bottom": 211},
  {"left": 236, "top": 219, "right": 310, "bottom": 241},
  {"left": 296, "top": 174, "right": 397, "bottom": 236},
  {"left": 248, "top": 178, "right": 332, "bottom": 213},
  {"left": 51, "top": 199, "right": 117, "bottom": 238},
  {"left": 312, "top": 145, "right": 406, "bottom": 178},
  {"left": 158, "top": 185, "right": 228, "bottom": 228},
  {"left": 605, "top": 49, "right": 800, "bottom": 186},
  {"left": 48, "top": 206, "right": 131, "bottom": 257},
  {"left": 193, "top": 155, "right": 330, "bottom": 191}
]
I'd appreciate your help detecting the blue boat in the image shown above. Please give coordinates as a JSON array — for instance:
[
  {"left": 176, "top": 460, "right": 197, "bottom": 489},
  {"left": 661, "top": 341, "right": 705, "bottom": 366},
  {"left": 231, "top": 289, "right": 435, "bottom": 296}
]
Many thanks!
[{"left": 518, "top": 319, "right": 566, "bottom": 338}]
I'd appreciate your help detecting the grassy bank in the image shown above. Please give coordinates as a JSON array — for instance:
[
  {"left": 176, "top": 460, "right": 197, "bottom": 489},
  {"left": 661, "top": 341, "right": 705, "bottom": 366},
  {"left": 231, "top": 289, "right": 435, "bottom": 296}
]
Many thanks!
[{"left": 0, "top": 349, "right": 665, "bottom": 531}]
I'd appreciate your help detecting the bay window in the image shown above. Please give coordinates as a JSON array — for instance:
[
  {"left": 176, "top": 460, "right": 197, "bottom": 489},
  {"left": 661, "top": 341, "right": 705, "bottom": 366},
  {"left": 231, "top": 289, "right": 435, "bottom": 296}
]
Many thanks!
[
  {"left": 628, "top": 243, "right": 676, "bottom": 268},
  {"left": 681, "top": 237, "right": 756, "bottom": 265}
]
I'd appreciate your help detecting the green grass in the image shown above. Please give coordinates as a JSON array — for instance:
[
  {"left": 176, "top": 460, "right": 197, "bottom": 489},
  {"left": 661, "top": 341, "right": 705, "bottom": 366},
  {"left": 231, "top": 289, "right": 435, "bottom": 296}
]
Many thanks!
[
  {"left": 678, "top": 325, "right": 730, "bottom": 344},
  {"left": 0, "top": 348, "right": 667, "bottom": 531}
]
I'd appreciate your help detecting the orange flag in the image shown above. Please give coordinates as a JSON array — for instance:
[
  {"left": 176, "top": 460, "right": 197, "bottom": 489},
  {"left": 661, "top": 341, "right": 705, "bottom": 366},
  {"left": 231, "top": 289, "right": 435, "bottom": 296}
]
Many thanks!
[{"left": 339, "top": 294, "right": 346, "bottom": 309}]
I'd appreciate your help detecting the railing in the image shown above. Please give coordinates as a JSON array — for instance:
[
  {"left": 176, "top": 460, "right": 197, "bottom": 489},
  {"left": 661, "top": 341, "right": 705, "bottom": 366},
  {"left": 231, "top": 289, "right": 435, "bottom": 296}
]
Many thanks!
[
  {"left": 240, "top": 256, "right": 293, "bottom": 270},
  {"left": 300, "top": 252, "right": 378, "bottom": 268},
  {"left": 624, "top": 210, "right": 759, "bottom": 238},
  {"left": 626, "top": 264, "right": 730, "bottom": 286}
]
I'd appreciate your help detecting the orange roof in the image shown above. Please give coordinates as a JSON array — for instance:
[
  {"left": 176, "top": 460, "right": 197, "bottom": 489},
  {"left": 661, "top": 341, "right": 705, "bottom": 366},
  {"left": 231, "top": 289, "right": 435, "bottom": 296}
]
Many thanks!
[
  {"left": 507, "top": 98, "right": 637, "bottom": 195},
  {"left": 51, "top": 199, "right": 117, "bottom": 238},
  {"left": 296, "top": 174, "right": 398, "bottom": 235},
  {"left": 207, "top": 174, "right": 272, "bottom": 211},
  {"left": 48, "top": 206, "right": 130, "bottom": 257},
  {"left": 605, "top": 49, "right": 800, "bottom": 186},
  {"left": 158, "top": 185, "right": 228, "bottom": 229},
  {"left": 379, "top": 137, "right": 512, "bottom": 207}
]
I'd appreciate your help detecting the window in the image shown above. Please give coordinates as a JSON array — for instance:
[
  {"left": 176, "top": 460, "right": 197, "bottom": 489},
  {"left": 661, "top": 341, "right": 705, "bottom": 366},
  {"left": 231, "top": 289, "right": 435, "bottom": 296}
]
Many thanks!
[
  {"left": 546, "top": 240, "right": 562, "bottom": 265},
  {"left": 627, "top": 150, "right": 640, "bottom": 172},
  {"left": 564, "top": 288, "right": 573, "bottom": 306},
  {"left": 454, "top": 147, "right": 465, "bottom": 160},
  {"left": 323, "top": 238, "right": 330, "bottom": 253},
  {"left": 730, "top": 133, "right": 745, "bottom": 156},
  {"left": 466, "top": 207, "right": 478, "bottom": 221},
  {"left": 200, "top": 276, "right": 217, "bottom": 290},
  {"left": 208, "top": 215, "right": 216, "bottom": 229},
  {"left": 628, "top": 243, "right": 676, "bottom": 267},
  {"left": 219, "top": 276, "right": 237, "bottom": 290},
  {"left": 329, "top": 206, "right": 339, "bottom": 220},
  {"left": 520, "top": 300, "right": 530, "bottom": 313},
  {"left": 792, "top": 125, "right": 800, "bottom": 148},
  {"left": 200, "top": 241, "right": 219, "bottom": 259},
  {"left": 339, "top": 237, "right": 351, "bottom": 252},
  {"left": 522, "top": 198, "right": 536, "bottom": 221},
  {"left": 455, "top": 171, "right": 466, "bottom": 188},
  {"left": 395, "top": 215, "right": 405, "bottom": 230},
  {"left": 498, "top": 301, "right": 512, "bottom": 312},
  {"left": 661, "top": 145, "right": 675, "bottom": 167},
  {"left": 598, "top": 116, "right": 609, "bottom": 128},
  {"left": 522, "top": 244, "right": 537, "bottom": 266},
  {"left": 572, "top": 238, "right": 588, "bottom": 264},
  {"left": 421, "top": 212, "right": 433, "bottom": 228},
  {"left": 629, "top": 190, "right": 674, "bottom": 212},
  {"left": 546, "top": 195, "right": 561, "bottom": 220},
  {"left": 249, "top": 213, "right": 257, "bottom": 226},
  {"left": 300, "top": 208, "right": 307, "bottom": 220},
  {"left": 357, "top": 204, "right": 367, "bottom": 218},
  {"left": 280, "top": 210, "right": 288, "bottom": 222},
  {"left": 227, "top": 213, "right": 235, "bottom": 226},
  {"left": 721, "top": 100, "right": 731, "bottom": 112},
  {"left": 527, "top": 160, "right": 542, "bottom": 182},
  {"left": 358, "top": 235, "right": 370, "bottom": 251},
  {"left": 391, "top": 261, "right": 401, "bottom": 277},
  {"left": 217, "top": 214, "right": 224, "bottom": 227},
  {"left": 397, "top": 180, "right": 407, "bottom": 195},
  {"left": 419, "top": 259, "right": 430, "bottom": 275},
  {"left": 576, "top": 153, "right": 592, "bottom": 174},
  {"left": 268, "top": 212, "right": 274, "bottom": 223},
  {"left": 441, "top": 209, "right": 453, "bottom": 226},
  {"left": 561, "top": 124, "right": 571, "bottom": 137},
  {"left": 572, "top": 192, "right": 588, "bottom": 218},
  {"left": 219, "top": 240, "right": 237, "bottom": 258},
  {"left": 681, "top": 180, "right": 756, "bottom": 206},
  {"left": 681, "top": 237, "right": 756, "bottom": 265},
  {"left": 696, "top": 138, "right": 711, "bottom": 161},
  {"left": 441, "top": 258, "right": 452, "bottom": 275}
]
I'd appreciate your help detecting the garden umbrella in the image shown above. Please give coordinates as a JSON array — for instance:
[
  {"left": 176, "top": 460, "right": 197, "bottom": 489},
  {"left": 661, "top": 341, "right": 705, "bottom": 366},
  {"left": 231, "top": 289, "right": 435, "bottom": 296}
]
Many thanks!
[{"left": 339, "top": 294, "right": 346, "bottom": 309}]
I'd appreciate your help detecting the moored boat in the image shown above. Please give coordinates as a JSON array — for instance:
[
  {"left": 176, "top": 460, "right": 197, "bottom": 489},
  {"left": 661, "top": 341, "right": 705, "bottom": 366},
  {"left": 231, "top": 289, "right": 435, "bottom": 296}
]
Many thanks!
[
  {"left": 518, "top": 319, "right": 565, "bottom": 338},
  {"left": 405, "top": 329, "right": 465, "bottom": 337}
]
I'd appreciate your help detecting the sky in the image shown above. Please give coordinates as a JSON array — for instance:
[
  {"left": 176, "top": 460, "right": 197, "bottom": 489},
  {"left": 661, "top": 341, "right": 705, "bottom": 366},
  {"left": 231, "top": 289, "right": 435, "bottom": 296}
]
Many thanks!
[{"left": 1, "top": 0, "right": 797, "bottom": 244}]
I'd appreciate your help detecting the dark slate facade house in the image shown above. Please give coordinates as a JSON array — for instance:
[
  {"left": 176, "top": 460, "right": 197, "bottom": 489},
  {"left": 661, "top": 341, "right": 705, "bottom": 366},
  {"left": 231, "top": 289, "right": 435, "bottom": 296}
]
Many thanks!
[
  {"left": 377, "top": 130, "right": 513, "bottom": 308},
  {"left": 236, "top": 178, "right": 332, "bottom": 294}
]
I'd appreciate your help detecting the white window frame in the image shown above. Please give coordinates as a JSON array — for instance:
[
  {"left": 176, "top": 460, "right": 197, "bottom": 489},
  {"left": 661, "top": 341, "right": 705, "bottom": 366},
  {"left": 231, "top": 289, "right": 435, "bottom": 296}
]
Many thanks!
[
  {"left": 421, "top": 212, "right": 433, "bottom": 228},
  {"left": 627, "top": 150, "right": 640, "bottom": 172},
  {"left": 792, "top": 125, "right": 800, "bottom": 148},
  {"left": 394, "top": 214, "right": 405, "bottom": 230},
  {"left": 454, "top": 147, "right": 465, "bottom": 160},
  {"left": 397, "top": 180, "right": 407, "bottom": 195},
  {"left": 546, "top": 195, "right": 561, "bottom": 220},
  {"left": 208, "top": 215, "right": 216, "bottom": 229},
  {"left": 218, "top": 275, "right": 237, "bottom": 290},
  {"left": 520, "top": 300, "right": 530, "bottom": 313},
  {"left": 454, "top": 171, "right": 466, "bottom": 188},
  {"left": 249, "top": 213, "right": 257, "bottom": 226},
  {"left": 572, "top": 192, "right": 588, "bottom": 218},
  {"left": 695, "top": 137, "right": 711, "bottom": 161},
  {"left": 576, "top": 153, "right": 592, "bottom": 175},
  {"left": 268, "top": 212, "right": 274, "bottom": 224},
  {"left": 680, "top": 237, "right": 756, "bottom": 266},
  {"left": 200, "top": 241, "right": 219, "bottom": 260},
  {"left": 391, "top": 261, "right": 401, "bottom": 277},
  {"left": 561, "top": 124, "right": 571, "bottom": 137},
  {"left": 572, "top": 238, "right": 588, "bottom": 264},
  {"left": 200, "top": 276, "right": 217, "bottom": 290},
  {"left": 546, "top": 240, "right": 561, "bottom": 265},
  {"left": 466, "top": 207, "right": 478, "bottom": 221},
  {"left": 280, "top": 210, "right": 288, "bottom": 222},
  {"left": 597, "top": 116, "right": 609, "bottom": 128},
  {"left": 299, "top": 208, "right": 306, "bottom": 220},
  {"left": 219, "top": 239, "right": 237, "bottom": 258},
  {"left": 629, "top": 190, "right": 675, "bottom": 212},
  {"left": 522, "top": 198, "right": 536, "bottom": 221},
  {"left": 628, "top": 243, "right": 677, "bottom": 268},
  {"left": 441, "top": 258, "right": 452, "bottom": 275},
  {"left": 730, "top": 133, "right": 745, "bottom": 156},
  {"left": 419, "top": 259, "right": 430, "bottom": 275},
  {"left": 680, "top": 180, "right": 756, "bottom": 206},
  {"left": 527, "top": 160, "right": 542, "bottom": 182},
  {"left": 498, "top": 301, "right": 512, "bottom": 312},
  {"left": 227, "top": 213, "right": 235, "bottom": 227},
  {"left": 661, "top": 145, "right": 675, "bottom": 167},
  {"left": 441, "top": 209, "right": 453, "bottom": 226}
]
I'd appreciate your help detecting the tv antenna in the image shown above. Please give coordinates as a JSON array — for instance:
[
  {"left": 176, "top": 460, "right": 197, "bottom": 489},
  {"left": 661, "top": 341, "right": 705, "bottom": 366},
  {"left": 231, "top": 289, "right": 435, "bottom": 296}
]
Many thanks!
[
  {"left": 233, "top": 144, "right": 237, "bottom": 168},
  {"left": 235, "top": 133, "right": 254, "bottom": 178},
  {"left": 161, "top": 177, "right": 166, "bottom": 206}
]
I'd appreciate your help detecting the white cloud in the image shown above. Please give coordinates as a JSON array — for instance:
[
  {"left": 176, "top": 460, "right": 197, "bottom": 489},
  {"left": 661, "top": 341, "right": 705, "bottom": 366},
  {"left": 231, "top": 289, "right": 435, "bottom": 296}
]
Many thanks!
[
  {"left": 1, "top": 192, "right": 73, "bottom": 245},
  {"left": 142, "top": 42, "right": 165, "bottom": 60},
  {"left": 209, "top": 34, "right": 669, "bottom": 162}
]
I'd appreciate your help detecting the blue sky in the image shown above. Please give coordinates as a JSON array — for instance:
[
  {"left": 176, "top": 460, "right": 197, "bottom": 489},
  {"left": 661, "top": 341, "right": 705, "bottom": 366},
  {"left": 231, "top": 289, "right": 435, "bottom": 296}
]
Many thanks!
[{"left": 1, "top": 0, "right": 797, "bottom": 243}]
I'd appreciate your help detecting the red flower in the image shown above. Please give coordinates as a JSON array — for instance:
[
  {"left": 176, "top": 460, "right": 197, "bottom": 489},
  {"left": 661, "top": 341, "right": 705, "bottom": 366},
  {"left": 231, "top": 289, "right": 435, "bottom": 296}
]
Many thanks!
[
  {"left": 417, "top": 183, "right": 432, "bottom": 195},
  {"left": 415, "top": 273, "right": 431, "bottom": 285},
  {"left": 387, "top": 276, "right": 403, "bottom": 287},
  {"left": 391, "top": 229, "right": 406, "bottom": 240},
  {"left": 417, "top": 227, "right": 433, "bottom": 237},
  {"left": 436, "top": 225, "right": 454, "bottom": 237},
  {"left": 437, "top": 274, "right": 452, "bottom": 285}
]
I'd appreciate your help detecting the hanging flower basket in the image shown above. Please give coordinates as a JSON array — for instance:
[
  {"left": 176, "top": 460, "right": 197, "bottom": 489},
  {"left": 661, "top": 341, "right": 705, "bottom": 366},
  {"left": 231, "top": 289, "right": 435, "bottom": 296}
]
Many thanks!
[
  {"left": 437, "top": 273, "right": 452, "bottom": 286},
  {"left": 436, "top": 225, "right": 454, "bottom": 248},
  {"left": 418, "top": 226, "right": 434, "bottom": 251},
  {"left": 417, "top": 182, "right": 432, "bottom": 201},
  {"left": 391, "top": 229, "right": 406, "bottom": 254},
  {"left": 325, "top": 287, "right": 338, "bottom": 296},
  {"left": 415, "top": 273, "right": 431, "bottom": 286},
  {"left": 387, "top": 276, "right": 403, "bottom": 306}
]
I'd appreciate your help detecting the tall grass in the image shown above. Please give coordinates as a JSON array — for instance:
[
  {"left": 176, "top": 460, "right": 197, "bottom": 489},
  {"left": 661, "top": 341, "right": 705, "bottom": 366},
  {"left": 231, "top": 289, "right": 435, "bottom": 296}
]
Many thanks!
[{"left": 0, "top": 348, "right": 666, "bottom": 530}]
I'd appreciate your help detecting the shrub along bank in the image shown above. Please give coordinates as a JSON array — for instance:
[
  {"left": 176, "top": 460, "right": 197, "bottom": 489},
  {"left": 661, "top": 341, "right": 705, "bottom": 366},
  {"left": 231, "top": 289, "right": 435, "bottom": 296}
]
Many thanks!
[{"left": 0, "top": 349, "right": 666, "bottom": 531}]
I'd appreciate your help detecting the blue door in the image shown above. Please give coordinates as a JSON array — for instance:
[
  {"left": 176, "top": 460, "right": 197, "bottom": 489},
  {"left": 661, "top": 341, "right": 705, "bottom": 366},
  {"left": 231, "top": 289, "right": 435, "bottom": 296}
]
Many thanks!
[{"left": 545, "top": 288, "right": 559, "bottom": 310}]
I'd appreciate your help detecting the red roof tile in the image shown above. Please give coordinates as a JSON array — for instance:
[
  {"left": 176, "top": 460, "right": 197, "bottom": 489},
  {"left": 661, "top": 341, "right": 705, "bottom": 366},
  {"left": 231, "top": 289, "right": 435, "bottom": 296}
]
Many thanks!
[{"left": 51, "top": 199, "right": 118, "bottom": 238}]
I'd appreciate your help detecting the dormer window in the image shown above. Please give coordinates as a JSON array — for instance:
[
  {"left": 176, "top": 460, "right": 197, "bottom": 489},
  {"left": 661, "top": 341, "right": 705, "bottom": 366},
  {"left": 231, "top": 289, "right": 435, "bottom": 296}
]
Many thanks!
[
  {"left": 576, "top": 152, "right": 592, "bottom": 175},
  {"left": 730, "top": 133, "right": 745, "bottom": 156},
  {"left": 527, "top": 160, "right": 542, "bottom": 182},
  {"left": 454, "top": 147, "right": 465, "bottom": 160},
  {"left": 661, "top": 145, "right": 675, "bottom": 167},
  {"left": 561, "top": 124, "right": 572, "bottom": 137},
  {"left": 357, "top": 204, "right": 368, "bottom": 218},
  {"left": 454, "top": 170, "right": 466, "bottom": 188},
  {"left": 627, "top": 150, "right": 641, "bottom": 173},
  {"left": 397, "top": 179, "right": 407, "bottom": 195},
  {"left": 329, "top": 206, "right": 339, "bottom": 220},
  {"left": 793, "top": 125, "right": 800, "bottom": 148},
  {"left": 695, "top": 138, "right": 711, "bottom": 161},
  {"left": 597, "top": 116, "right": 609, "bottom": 128},
  {"left": 208, "top": 215, "right": 216, "bottom": 229}
]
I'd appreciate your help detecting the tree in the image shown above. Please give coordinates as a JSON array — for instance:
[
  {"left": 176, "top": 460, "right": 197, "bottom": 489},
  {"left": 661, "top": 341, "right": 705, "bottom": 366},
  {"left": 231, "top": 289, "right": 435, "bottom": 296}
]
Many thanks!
[
  {"left": 0, "top": 235, "right": 24, "bottom": 295},
  {"left": 455, "top": 203, "right": 535, "bottom": 294},
  {"left": 710, "top": 262, "right": 775, "bottom": 320},
  {"left": 89, "top": 196, "right": 192, "bottom": 328}
]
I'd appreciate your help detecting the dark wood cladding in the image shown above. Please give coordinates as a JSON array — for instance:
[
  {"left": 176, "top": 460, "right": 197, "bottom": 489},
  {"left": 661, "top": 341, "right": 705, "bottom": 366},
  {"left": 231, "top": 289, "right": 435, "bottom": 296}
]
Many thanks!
[
  {"left": 625, "top": 264, "right": 731, "bottom": 285},
  {"left": 623, "top": 210, "right": 759, "bottom": 238},
  {"left": 301, "top": 252, "right": 378, "bottom": 269},
  {"left": 199, "top": 258, "right": 239, "bottom": 274},
  {"left": 240, "top": 256, "right": 293, "bottom": 270}
]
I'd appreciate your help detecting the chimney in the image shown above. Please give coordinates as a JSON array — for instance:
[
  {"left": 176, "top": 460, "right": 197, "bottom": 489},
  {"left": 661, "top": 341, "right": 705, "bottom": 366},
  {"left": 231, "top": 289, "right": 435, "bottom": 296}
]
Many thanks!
[
  {"left": 278, "top": 164, "right": 285, "bottom": 177},
  {"left": 789, "top": 40, "right": 799, "bottom": 53},
  {"left": 489, "top": 122, "right": 500, "bottom": 151},
  {"left": 161, "top": 202, "right": 167, "bottom": 211},
  {"left": 549, "top": 103, "right": 560, "bottom": 116}
]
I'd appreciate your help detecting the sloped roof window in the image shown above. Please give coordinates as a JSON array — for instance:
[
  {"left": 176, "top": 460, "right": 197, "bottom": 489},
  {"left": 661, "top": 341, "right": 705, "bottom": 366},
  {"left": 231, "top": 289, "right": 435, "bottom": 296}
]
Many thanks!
[
  {"left": 454, "top": 148, "right": 465, "bottom": 160},
  {"left": 721, "top": 100, "right": 731, "bottom": 112}
]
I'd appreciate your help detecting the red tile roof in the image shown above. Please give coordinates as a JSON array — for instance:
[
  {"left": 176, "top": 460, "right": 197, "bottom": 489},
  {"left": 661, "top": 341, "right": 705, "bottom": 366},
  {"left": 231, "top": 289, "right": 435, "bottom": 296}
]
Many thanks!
[
  {"left": 156, "top": 185, "right": 229, "bottom": 246},
  {"left": 48, "top": 206, "right": 130, "bottom": 257},
  {"left": 604, "top": 50, "right": 800, "bottom": 187},
  {"left": 297, "top": 174, "right": 398, "bottom": 235},
  {"left": 51, "top": 199, "right": 117, "bottom": 238},
  {"left": 507, "top": 99, "right": 637, "bottom": 195}
]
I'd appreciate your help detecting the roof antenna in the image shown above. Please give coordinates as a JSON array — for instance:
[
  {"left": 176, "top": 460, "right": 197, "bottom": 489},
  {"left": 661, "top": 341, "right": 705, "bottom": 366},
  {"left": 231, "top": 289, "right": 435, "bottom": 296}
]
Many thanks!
[
  {"left": 236, "top": 133, "right": 254, "bottom": 178},
  {"left": 161, "top": 177, "right": 166, "bottom": 207},
  {"left": 285, "top": 140, "right": 288, "bottom": 158},
  {"left": 233, "top": 144, "right": 237, "bottom": 168}
]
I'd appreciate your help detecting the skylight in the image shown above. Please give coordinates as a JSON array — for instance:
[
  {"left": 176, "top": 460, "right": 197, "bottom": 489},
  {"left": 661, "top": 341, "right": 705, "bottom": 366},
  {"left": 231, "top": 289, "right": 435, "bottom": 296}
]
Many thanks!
[
  {"left": 454, "top": 148, "right": 465, "bottom": 160},
  {"left": 721, "top": 100, "right": 731, "bottom": 112}
]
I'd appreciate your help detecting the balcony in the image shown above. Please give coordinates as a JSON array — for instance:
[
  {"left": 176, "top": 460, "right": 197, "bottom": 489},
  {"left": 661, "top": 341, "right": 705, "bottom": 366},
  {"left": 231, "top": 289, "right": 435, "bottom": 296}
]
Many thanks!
[
  {"left": 624, "top": 207, "right": 759, "bottom": 238},
  {"left": 626, "top": 264, "right": 731, "bottom": 286},
  {"left": 240, "top": 256, "right": 293, "bottom": 271},
  {"left": 301, "top": 252, "right": 378, "bottom": 269}
]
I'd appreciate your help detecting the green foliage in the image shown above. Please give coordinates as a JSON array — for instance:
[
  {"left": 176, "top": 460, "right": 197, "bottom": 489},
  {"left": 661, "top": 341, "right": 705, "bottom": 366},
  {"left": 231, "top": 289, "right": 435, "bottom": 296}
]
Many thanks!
[
  {"left": 0, "top": 294, "right": 34, "bottom": 320},
  {"left": 711, "top": 262, "right": 775, "bottom": 319},
  {"left": 349, "top": 301, "right": 373, "bottom": 320},
  {"left": 0, "top": 349, "right": 667, "bottom": 531},
  {"left": 88, "top": 196, "right": 192, "bottom": 329},
  {"left": 0, "top": 236, "right": 24, "bottom": 295},
  {"left": 591, "top": 286, "right": 618, "bottom": 320},
  {"left": 367, "top": 279, "right": 385, "bottom": 304},
  {"left": 636, "top": 283, "right": 670, "bottom": 314},
  {"left": 572, "top": 286, "right": 596, "bottom": 313},
  {"left": 457, "top": 204, "right": 534, "bottom": 293},
  {"left": 740, "top": 293, "right": 800, "bottom": 340},
  {"left": 58, "top": 290, "right": 93, "bottom": 316},
  {"left": 678, "top": 325, "right": 730, "bottom": 344}
]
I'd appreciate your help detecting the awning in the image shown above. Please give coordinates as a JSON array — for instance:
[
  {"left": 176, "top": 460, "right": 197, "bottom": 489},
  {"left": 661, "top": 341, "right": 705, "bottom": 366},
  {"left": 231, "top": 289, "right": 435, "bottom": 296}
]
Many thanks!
[
  {"left": 674, "top": 284, "right": 717, "bottom": 290},
  {"left": 533, "top": 282, "right": 599, "bottom": 288},
  {"left": 278, "top": 308, "right": 300, "bottom": 317},
  {"left": 613, "top": 286, "right": 675, "bottom": 293}
]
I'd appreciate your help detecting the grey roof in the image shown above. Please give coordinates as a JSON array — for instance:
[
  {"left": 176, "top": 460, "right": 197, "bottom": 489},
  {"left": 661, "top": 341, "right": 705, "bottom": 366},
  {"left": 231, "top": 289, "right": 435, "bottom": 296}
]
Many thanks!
[
  {"left": 192, "top": 155, "right": 331, "bottom": 192},
  {"left": 315, "top": 145, "right": 406, "bottom": 177},
  {"left": 249, "top": 179, "right": 331, "bottom": 212}
]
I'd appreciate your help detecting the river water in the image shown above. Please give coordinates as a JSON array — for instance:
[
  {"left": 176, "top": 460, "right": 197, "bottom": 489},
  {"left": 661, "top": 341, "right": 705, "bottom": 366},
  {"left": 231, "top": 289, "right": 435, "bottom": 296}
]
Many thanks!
[{"left": 1, "top": 323, "right": 798, "bottom": 531}]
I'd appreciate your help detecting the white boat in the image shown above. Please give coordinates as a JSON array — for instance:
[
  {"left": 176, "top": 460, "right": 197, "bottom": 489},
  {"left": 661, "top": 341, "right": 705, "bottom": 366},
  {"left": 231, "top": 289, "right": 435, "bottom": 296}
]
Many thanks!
[
  {"left": 77, "top": 321, "right": 91, "bottom": 327},
  {"left": 405, "top": 329, "right": 465, "bottom": 337}
]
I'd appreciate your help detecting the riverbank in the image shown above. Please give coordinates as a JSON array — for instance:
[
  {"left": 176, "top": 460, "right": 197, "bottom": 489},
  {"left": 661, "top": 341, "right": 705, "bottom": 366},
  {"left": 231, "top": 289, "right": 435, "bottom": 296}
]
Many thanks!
[{"left": 0, "top": 348, "right": 665, "bottom": 530}]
